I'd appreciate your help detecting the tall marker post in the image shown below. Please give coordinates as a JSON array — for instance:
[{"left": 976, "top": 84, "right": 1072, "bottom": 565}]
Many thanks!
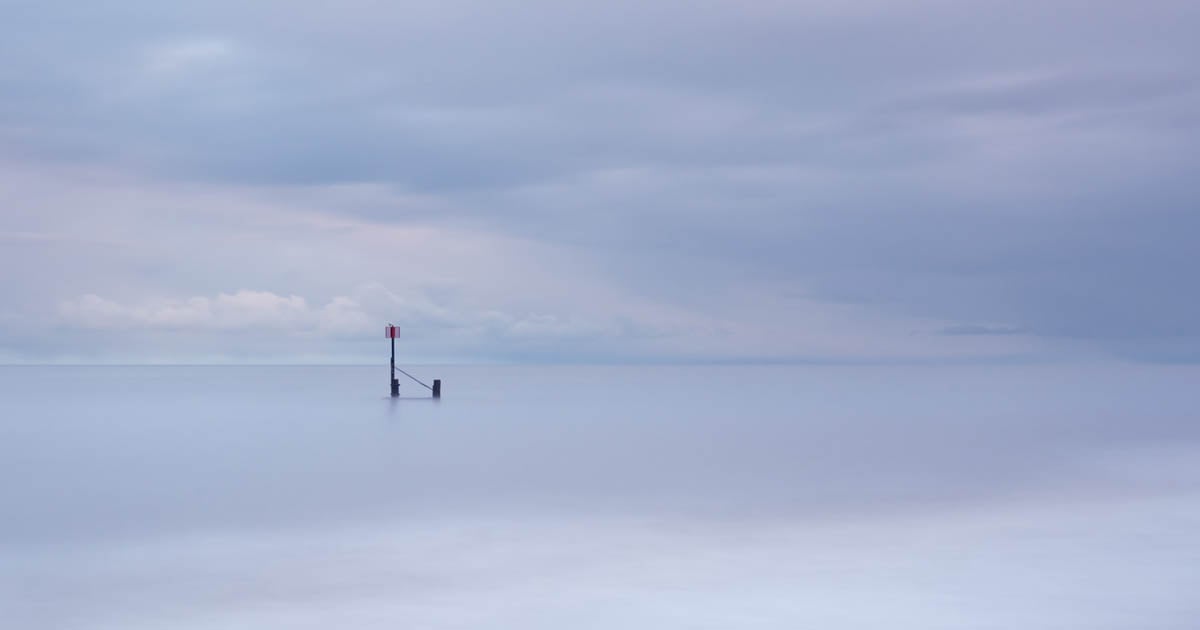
[
  {"left": 386, "top": 323, "right": 440, "bottom": 399},
  {"left": 387, "top": 324, "right": 400, "bottom": 397}
]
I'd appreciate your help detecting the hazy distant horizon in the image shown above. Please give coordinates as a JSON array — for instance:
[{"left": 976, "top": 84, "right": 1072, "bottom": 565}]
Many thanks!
[{"left": 0, "top": 354, "right": 1083, "bottom": 366}]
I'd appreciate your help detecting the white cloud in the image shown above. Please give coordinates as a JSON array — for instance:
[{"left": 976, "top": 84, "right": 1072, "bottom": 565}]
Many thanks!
[
  {"left": 60, "top": 290, "right": 353, "bottom": 334},
  {"left": 55, "top": 285, "right": 668, "bottom": 354},
  {"left": 143, "top": 38, "right": 236, "bottom": 74}
]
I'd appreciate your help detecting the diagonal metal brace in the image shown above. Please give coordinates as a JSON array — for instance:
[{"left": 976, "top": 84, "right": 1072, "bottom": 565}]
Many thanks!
[{"left": 393, "top": 365, "right": 433, "bottom": 391}]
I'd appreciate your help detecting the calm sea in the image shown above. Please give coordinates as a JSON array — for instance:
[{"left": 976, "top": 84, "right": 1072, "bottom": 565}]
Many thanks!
[{"left": 2, "top": 364, "right": 1198, "bottom": 628}]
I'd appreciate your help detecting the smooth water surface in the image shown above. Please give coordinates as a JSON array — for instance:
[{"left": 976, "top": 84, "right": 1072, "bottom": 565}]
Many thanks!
[{"left": 2, "top": 365, "right": 1199, "bottom": 628}]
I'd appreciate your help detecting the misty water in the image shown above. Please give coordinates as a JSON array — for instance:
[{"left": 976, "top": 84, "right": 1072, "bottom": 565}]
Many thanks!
[{"left": 2, "top": 364, "right": 1198, "bottom": 628}]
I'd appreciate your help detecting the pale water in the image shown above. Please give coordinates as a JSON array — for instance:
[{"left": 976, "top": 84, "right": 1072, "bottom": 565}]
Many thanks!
[{"left": 2, "top": 365, "right": 1199, "bottom": 628}]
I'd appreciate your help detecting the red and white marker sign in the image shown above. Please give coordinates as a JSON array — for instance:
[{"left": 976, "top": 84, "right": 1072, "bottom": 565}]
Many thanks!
[{"left": 385, "top": 325, "right": 400, "bottom": 339}]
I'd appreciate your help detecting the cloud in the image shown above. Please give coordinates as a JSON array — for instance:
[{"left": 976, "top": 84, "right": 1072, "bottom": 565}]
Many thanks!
[
  {"left": 2, "top": 0, "right": 1199, "bottom": 362},
  {"left": 49, "top": 284, "right": 691, "bottom": 362},
  {"left": 59, "top": 290, "right": 368, "bottom": 335},
  {"left": 143, "top": 38, "right": 236, "bottom": 74},
  {"left": 939, "top": 325, "right": 1026, "bottom": 336}
]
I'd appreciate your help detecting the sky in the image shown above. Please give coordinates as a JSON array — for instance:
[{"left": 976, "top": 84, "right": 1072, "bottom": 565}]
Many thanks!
[{"left": 1, "top": 0, "right": 1198, "bottom": 364}]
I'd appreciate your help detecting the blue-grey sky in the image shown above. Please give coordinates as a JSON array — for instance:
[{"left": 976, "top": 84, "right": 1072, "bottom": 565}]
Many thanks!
[{"left": 2, "top": 0, "right": 1198, "bottom": 363}]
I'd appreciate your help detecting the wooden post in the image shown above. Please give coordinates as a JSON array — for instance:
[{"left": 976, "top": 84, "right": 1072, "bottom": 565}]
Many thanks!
[{"left": 432, "top": 379, "right": 441, "bottom": 399}]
